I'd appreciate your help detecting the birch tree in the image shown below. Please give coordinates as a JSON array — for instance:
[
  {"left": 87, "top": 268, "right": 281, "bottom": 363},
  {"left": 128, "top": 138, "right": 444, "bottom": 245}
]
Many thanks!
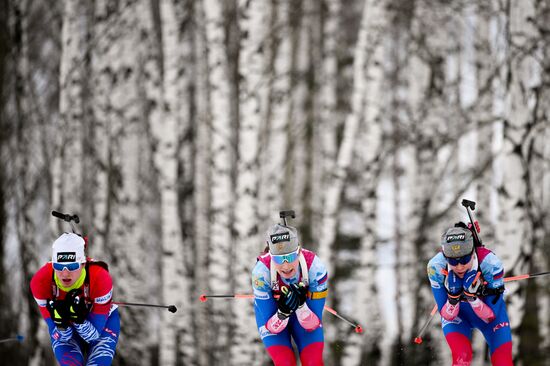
[
  {"left": 284, "top": 0, "right": 309, "bottom": 216},
  {"left": 156, "top": 0, "right": 196, "bottom": 364},
  {"left": 192, "top": 1, "right": 213, "bottom": 362},
  {"left": 311, "top": 0, "right": 340, "bottom": 245},
  {"left": 52, "top": 0, "right": 87, "bottom": 223},
  {"left": 340, "top": 2, "right": 388, "bottom": 361},
  {"left": 495, "top": 1, "right": 539, "bottom": 361},
  {"left": 203, "top": 0, "right": 236, "bottom": 362},
  {"left": 399, "top": 1, "right": 453, "bottom": 363},
  {"left": 257, "top": 0, "right": 292, "bottom": 222},
  {"left": 318, "top": 0, "right": 379, "bottom": 281},
  {"left": 387, "top": 2, "right": 419, "bottom": 361},
  {"left": 469, "top": 4, "right": 497, "bottom": 363},
  {"left": 473, "top": 2, "right": 496, "bottom": 242},
  {"left": 534, "top": 2, "right": 550, "bottom": 356},
  {"left": 88, "top": 1, "right": 161, "bottom": 363},
  {"left": 231, "top": 0, "right": 270, "bottom": 363},
  {"left": 0, "top": 2, "right": 14, "bottom": 357},
  {"left": 11, "top": 1, "right": 57, "bottom": 363}
]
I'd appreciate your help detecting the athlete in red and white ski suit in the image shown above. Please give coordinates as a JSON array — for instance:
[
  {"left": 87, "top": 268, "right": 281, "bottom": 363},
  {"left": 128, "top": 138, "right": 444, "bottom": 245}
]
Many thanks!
[{"left": 31, "top": 233, "right": 119, "bottom": 365}]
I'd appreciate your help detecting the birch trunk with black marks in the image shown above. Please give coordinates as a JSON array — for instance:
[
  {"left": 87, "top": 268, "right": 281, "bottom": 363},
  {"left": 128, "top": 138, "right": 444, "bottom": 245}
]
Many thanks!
[
  {"left": 231, "top": 0, "right": 270, "bottom": 363},
  {"left": 192, "top": 1, "right": 212, "bottom": 363},
  {"left": 284, "top": 0, "right": 308, "bottom": 216},
  {"left": 157, "top": 0, "right": 195, "bottom": 364},
  {"left": 495, "top": 1, "right": 538, "bottom": 361},
  {"left": 203, "top": 0, "right": 235, "bottom": 362},
  {"left": 340, "top": 2, "right": 387, "bottom": 361},
  {"left": 89, "top": 1, "right": 161, "bottom": 363},
  {"left": 310, "top": 0, "right": 339, "bottom": 247},
  {"left": 401, "top": 1, "right": 450, "bottom": 363},
  {"left": 317, "top": 0, "right": 376, "bottom": 282},
  {"left": 14, "top": 1, "right": 61, "bottom": 363},
  {"left": 257, "top": 0, "right": 291, "bottom": 222},
  {"left": 52, "top": 0, "right": 87, "bottom": 219}
]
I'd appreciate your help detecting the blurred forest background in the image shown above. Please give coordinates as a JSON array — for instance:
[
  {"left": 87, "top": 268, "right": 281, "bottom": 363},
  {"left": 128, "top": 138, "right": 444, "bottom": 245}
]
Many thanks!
[{"left": 1, "top": 0, "right": 549, "bottom": 365}]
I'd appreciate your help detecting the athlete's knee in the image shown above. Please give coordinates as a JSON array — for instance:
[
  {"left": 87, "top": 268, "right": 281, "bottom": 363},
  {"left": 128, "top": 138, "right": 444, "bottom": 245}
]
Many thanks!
[
  {"left": 491, "top": 341, "right": 513, "bottom": 366},
  {"left": 300, "top": 342, "right": 324, "bottom": 366},
  {"left": 445, "top": 332, "right": 472, "bottom": 366},
  {"left": 267, "top": 345, "right": 296, "bottom": 366}
]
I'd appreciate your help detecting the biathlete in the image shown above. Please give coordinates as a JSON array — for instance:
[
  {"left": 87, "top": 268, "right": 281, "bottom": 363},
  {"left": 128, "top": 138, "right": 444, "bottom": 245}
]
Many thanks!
[
  {"left": 30, "top": 232, "right": 120, "bottom": 365},
  {"left": 427, "top": 223, "right": 513, "bottom": 365},
  {"left": 252, "top": 222, "right": 328, "bottom": 366}
]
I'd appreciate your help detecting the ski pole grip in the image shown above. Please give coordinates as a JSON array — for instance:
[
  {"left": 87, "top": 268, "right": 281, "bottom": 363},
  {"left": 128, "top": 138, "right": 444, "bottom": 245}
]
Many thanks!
[
  {"left": 279, "top": 210, "right": 296, "bottom": 219},
  {"left": 52, "top": 210, "right": 69, "bottom": 221},
  {"left": 51, "top": 211, "right": 80, "bottom": 223},
  {"left": 461, "top": 199, "right": 476, "bottom": 211}
]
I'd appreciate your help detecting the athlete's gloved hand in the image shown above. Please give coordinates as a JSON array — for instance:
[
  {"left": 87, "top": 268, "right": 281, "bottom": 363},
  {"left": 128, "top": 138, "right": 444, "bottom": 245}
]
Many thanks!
[
  {"left": 295, "top": 303, "right": 321, "bottom": 331},
  {"left": 441, "top": 270, "right": 463, "bottom": 321},
  {"left": 462, "top": 269, "right": 481, "bottom": 300},
  {"left": 468, "top": 297, "right": 496, "bottom": 323},
  {"left": 290, "top": 282, "right": 308, "bottom": 307},
  {"left": 46, "top": 299, "right": 70, "bottom": 328},
  {"left": 66, "top": 289, "right": 88, "bottom": 324},
  {"left": 445, "top": 270, "right": 463, "bottom": 305},
  {"left": 461, "top": 269, "right": 495, "bottom": 323},
  {"left": 276, "top": 285, "right": 300, "bottom": 319}
]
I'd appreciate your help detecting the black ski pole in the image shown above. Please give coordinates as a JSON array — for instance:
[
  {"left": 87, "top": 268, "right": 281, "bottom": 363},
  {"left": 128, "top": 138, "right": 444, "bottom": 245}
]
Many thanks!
[{"left": 114, "top": 301, "right": 177, "bottom": 313}]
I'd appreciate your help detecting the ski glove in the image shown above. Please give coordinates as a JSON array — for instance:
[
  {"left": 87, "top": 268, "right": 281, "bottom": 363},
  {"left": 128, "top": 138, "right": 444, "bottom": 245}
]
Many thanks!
[
  {"left": 291, "top": 282, "right": 308, "bottom": 308},
  {"left": 295, "top": 303, "right": 321, "bottom": 331},
  {"left": 461, "top": 269, "right": 495, "bottom": 323},
  {"left": 462, "top": 269, "right": 481, "bottom": 300},
  {"left": 441, "top": 270, "right": 463, "bottom": 321},
  {"left": 46, "top": 299, "right": 70, "bottom": 328},
  {"left": 66, "top": 289, "right": 89, "bottom": 324},
  {"left": 469, "top": 297, "right": 496, "bottom": 323},
  {"left": 445, "top": 270, "right": 463, "bottom": 305},
  {"left": 276, "top": 285, "right": 300, "bottom": 319}
]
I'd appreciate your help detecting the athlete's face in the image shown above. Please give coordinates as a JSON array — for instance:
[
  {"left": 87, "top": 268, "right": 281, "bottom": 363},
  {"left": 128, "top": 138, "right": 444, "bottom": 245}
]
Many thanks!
[
  {"left": 54, "top": 266, "right": 83, "bottom": 287},
  {"left": 449, "top": 256, "right": 474, "bottom": 278},
  {"left": 273, "top": 257, "right": 300, "bottom": 279}
]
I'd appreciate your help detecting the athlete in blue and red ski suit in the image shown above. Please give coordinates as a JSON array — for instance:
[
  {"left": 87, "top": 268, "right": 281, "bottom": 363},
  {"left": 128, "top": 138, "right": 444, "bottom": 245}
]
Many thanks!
[
  {"left": 30, "top": 233, "right": 120, "bottom": 365},
  {"left": 427, "top": 225, "right": 513, "bottom": 365},
  {"left": 252, "top": 224, "right": 328, "bottom": 366}
]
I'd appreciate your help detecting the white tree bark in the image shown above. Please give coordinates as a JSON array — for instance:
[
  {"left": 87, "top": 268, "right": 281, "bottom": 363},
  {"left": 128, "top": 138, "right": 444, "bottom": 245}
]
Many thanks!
[
  {"left": 340, "top": 3, "right": 386, "bottom": 357},
  {"left": 192, "top": 1, "right": 213, "bottom": 363},
  {"left": 317, "top": 0, "right": 382, "bottom": 279},
  {"left": 12, "top": 1, "right": 53, "bottom": 363},
  {"left": 157, "top": 0, "right": 195, "bottom": 364},
  {"left": 496, "top": 0, "right": 538, "bottom": 345},
  {"left": 231, "top": 0, "right": 269, "bottom": 363},
  {"left": 403, "top": 2, "right": 448, "bottom": 361},
  {"left": 52, "top": 0, "right": 86, "bottom": 220},
  {"left": 257, "top": 0, "right": 291, "bottom": 222},
  {"left": 311, "top": 0, "right": 340, "bottom": 242},
  {"left": 203, "top": 0, "right": 235, "bottom": 362},
  {"left": 469, "top": 5, "right": 495, "bottom": 364},
  {"left": 473, "top": 2, "right": 495, "bottom": 244},
  {"left": 284, "top": 1, "right": 309, "bottom": 213},
  {"left": 90, "top": 0, "right": 111, "bottom": 259},
  {"left": 89, "top": 1, "right": 161, "bottom": 363}
]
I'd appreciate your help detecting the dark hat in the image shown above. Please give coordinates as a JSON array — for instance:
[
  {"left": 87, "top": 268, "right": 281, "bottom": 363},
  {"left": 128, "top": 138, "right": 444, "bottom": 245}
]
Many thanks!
[{"left": 441, "top": 226, "right": 474, "bottom": 258}]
